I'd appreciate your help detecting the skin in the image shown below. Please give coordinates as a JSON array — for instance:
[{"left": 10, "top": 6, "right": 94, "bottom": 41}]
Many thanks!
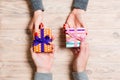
[
  {"left": 30, "top": 41, "right": 89, "bottom": 73},
  {"left": 30, "top": 25, "right": 55, "bottom": 73},
  {"left": 29, "top": 10, "right": 43, "bottom": 32},
  {"left": 72, "top": 41, "right": 89, "bottom": 72},
  {"left": 65, "top": 9, "right": 86, "bottom": 28},
  {"left": 65, "top": 9, "right": 89, "bottom": 72},
  {"left": 30, "top": 47, "right": 54, "bottom": 73},
  {"left": 30, "top": 9, "right": 89, "bottom": 73}
]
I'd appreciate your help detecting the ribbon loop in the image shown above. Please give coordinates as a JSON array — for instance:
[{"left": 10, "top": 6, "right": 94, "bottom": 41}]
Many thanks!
[
  {"left": 33, "top": 28, "right": 52, "bottom": 52},
  {"left": 33, "top": 35, "right": 52, "bottom": 46}
]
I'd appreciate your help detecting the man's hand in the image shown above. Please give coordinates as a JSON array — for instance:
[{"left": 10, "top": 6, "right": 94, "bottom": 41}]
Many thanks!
[
  {"left": 72, "top": 41, "right": 89, "bottom": 72},
  {"left": 29, "top": 10, "right": 43, "bottom": 32},
  {"left": 65, "top": 9, "right": 86, "bottom": 28}
]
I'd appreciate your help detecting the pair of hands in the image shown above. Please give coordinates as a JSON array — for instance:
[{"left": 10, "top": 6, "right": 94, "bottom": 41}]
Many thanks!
[{"left": 29, "top": 9, "right": 89, "bottom": 73}]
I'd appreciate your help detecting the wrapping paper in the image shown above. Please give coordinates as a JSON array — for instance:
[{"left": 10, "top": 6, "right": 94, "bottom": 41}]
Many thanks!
[
  {"left": 33, "top": 28, "right": 53, "bottom": 53},
  {"left": 65, "top": 28, "right": 86, "bottom": 48}
]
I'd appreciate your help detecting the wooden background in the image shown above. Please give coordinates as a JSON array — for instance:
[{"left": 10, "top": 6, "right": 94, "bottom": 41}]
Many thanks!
[{"left": 0, "top": 0, "right": 120, "bottom": 80}]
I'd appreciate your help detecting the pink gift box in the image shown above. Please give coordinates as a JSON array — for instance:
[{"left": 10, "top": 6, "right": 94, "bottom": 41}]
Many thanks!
[{"left": 65, "top": 28, "right": 87, "bottom": 48}]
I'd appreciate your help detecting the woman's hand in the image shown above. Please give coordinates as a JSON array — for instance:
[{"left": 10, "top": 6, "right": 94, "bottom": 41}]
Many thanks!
[
  {"left": 29, "top": 10, "right": 43, "bottom": 32},
  {"left": 30, "top": 47, "right": 54, "bottom": 73},
  {"left": 72, "top": 41, "right": 90, "bottom": 72},
  {"left": 30, "top": 30, "right": 55, "bottom": 73},
  {"left": 65, "top": 9, "right": 86, "bottom": 28}
]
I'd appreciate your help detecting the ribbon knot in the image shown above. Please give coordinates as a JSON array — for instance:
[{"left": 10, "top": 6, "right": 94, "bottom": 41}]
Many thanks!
[
  {"left": 33, "top": 28, "right": 52, "bottom": 52},
  {"left": 33, "top": 35, "right": 52, "bottom": 46}
]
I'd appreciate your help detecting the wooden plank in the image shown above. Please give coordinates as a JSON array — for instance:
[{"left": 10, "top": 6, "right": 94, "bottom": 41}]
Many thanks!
[
  {"left": 0, "top": 13, "right": 120, "bottom": 29},
  {"left": 0, "top": 29, "right": 120, "bottom": 45},
  {"left": 0, "top": 0, "right": 120, "bottom": 80}
]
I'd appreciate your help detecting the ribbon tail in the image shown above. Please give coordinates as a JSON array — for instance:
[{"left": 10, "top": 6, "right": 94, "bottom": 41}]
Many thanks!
[{"left": 41, "top": 29, "right": 44, "bottom": 52}]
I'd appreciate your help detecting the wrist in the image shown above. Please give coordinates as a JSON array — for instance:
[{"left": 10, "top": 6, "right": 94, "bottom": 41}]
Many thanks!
[
  {"left": 37, "top": 68, "right": 51, "bottom": 73},
  {"left": 73, "top": 68, "right": 86, "bottom": 73},
  {"left": 77, "top": 67, "right": 86, "bottom": 72},
  {"left": 72, "top": 8, "right": 85, "bottom": 14},
  {"left": 34, "top": 10, "right": 43, "bottom": 16},
  {"left": 73, "top": 65, "right": 86, "bottom": 72}
]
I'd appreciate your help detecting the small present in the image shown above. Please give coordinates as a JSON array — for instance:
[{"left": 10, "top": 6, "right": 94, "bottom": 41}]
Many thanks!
[
  {"left": 65, "top": 28, "right": 86, "bottom": 48},
  {"left": 33, "top": 28, "right": 53, "bottom": 53}
]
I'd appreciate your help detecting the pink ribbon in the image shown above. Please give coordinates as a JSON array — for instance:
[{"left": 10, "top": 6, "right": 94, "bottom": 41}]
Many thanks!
[{"left": 66, "top": 28, "right": 86, "bottom": 47}]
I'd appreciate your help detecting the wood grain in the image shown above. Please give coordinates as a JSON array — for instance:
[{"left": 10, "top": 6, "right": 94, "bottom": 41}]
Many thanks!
[{"left": 0, "top": 0, "right": 120, "bottom": 80}]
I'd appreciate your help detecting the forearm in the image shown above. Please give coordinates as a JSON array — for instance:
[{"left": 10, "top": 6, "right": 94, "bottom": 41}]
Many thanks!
[
  {"left": 73, "top": 0, "right": 89, "bottom": 11},
  {"left": 30, "top": 0, "right": 44, "bottom": 11},
  {"left": 72, "top": 72, "right": 88, "bottom": 80},
  {"left": 34, "top": 72, "right": 52, "bottom": 80}
]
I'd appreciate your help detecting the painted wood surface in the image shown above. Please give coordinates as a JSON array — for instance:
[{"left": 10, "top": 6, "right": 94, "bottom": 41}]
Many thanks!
[{"left": 0, "top": 0, "right": 120, "bottom": 80}]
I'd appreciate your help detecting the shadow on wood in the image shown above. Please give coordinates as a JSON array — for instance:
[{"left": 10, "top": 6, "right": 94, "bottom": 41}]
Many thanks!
[
  {"left": 25, "top": 0, "right": 36, "bottom": 80},
  {"left": 58, "top": 27, "right": 66, "bottom": 48},
  {"left": 58, "top": 27, "right": 74, "bottom": 80}
]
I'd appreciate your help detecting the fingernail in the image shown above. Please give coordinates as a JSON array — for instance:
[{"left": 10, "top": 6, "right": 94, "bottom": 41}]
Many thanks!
[
  {"left": 40, "top": 23, "right": 44, "bottom": 28},
  {"left": 63, "top": 24, "right": 66, "bottom": 29},
  {"left": 34, "top": 32, "right": 38, "bottom": 36},
  {"left": 63, "top": 24, "right": 69, "bottom": 28}
]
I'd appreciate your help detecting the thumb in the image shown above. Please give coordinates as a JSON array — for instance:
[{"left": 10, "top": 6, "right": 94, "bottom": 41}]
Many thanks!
[
  {"left": 34, "top": 23, "right": 40, "bottom": 33},
  {"left": 79, "top": 41, "right": 86, "bottom": 54}
]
